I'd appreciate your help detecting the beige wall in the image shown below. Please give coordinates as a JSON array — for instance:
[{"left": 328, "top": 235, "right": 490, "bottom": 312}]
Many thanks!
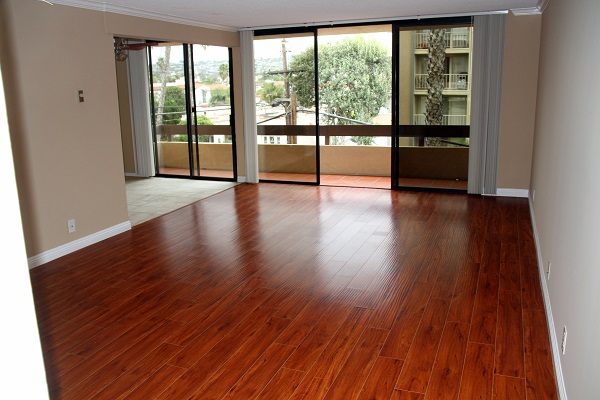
[
  {"left": 1, "top": 0, "right": 244, "bottom": 257},
  {"left": 104, "top": 12, "right": 239, "bottom": 46},
  {"left": 1, "top": 0, "right": 129, "bottom": 256},
  {"left": 496, "top": 13, "right": 542, "bottom": 190},
  {"left": 529, "top": 0, "right": 600, "bottom": 397}
]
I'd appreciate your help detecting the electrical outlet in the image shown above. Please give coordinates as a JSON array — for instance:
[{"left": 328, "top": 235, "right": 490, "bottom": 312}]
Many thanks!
[
  {"left": 561, "top": 325, "right": 568, "bottom": 355},
  {"left": 532, "top": 189, "right": 536, "bottom": 202},
  {"left": 68, "top": 219, "right": 76, "bottom": 233},
  {"left": 547, "top": 261, "right": 552, "bottom": 280}
]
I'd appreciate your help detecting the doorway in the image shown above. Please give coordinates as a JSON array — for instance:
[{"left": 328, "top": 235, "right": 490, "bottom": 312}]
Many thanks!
[
  {"left": 148, "top": 43, "right": 238, "bottom": 181},
  {"left": 252, "top": 17, "right": 473, "bottom": 192},
  {"left": 392, "top": 22, "right": 473, "bottom": 192}
]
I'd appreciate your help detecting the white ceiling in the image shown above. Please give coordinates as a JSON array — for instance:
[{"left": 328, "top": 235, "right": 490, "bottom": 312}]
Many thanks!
[{"left": 47, "top": 0, "right": 546, "bottom": 31}]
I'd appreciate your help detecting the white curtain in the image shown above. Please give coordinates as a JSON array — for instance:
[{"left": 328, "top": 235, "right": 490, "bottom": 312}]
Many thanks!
[
  {"left": 127, "top": 49, "right": 154, "bottom": 177},
  {"left": 468, "top": 14, "right": 506, "bottom": 194},
  {"left": 240, "top": 30, "right": 259, "bottom": 183}
]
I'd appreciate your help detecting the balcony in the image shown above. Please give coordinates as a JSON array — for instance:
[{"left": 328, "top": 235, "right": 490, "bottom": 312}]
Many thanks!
[
  {"left": 156, "top": 125, "right": 469, "bottom": 185},
  {"left": 415, "top": 31, "right": 471, "bottom": 50},
  {"left": 413, "top": 114, "right": 469, "bottom": 125},
  {"left": 414, "top": 73, "right": 470, "bottom": 91}
]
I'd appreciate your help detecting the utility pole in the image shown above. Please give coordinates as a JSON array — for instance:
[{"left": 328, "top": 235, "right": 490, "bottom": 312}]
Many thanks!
[{"left": 281, "top": 39, "right": 296, "bottom": 144}]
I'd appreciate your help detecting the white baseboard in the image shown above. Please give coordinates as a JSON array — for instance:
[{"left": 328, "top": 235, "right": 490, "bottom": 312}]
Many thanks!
[
  {"left": 237, "top": 176, "right": 247, "bottom": 183},
  {"left": 496, "top": 188, "right": 529, "bottom": 198},
  {"left": 528, "top": 197, "right": 568, "bottom": 399},
  {"left": 28, "top": 221, "right": 132, "bottom": 269}
]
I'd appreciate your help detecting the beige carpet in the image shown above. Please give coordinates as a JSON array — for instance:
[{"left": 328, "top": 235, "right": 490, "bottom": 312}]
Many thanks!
[{"left": 125, "top": 177, "right": 239, "bottom": 226}]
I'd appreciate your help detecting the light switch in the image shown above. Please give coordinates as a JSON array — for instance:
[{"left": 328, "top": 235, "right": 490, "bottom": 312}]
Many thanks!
[{"left": 78, "top": 90, "right": 84, "bottom": 103}]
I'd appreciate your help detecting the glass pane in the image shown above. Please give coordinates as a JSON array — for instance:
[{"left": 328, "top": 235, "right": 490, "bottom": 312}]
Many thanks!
[
  {"left": 397, "top": 25, "right": 472, "bottom": 190},
  {"left": 150, "top": 44, "right": 235, "bottom": 180},
  {"left": 150, "top": 43, "right": 189, "bottom": 176},
  {"left": 189, "top": 45, "right": 235, "bottom": 179},
  {"left": 254, "top": 33, "right": 317, "bottom": 183},
  {"left": 317, "top": 25, "right": 392, "bottom": 189}
]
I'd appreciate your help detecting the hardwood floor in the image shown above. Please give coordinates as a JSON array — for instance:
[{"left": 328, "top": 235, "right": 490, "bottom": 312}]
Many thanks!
[{"left": 30, "top": 183, "right": 558, "bottom": 399}]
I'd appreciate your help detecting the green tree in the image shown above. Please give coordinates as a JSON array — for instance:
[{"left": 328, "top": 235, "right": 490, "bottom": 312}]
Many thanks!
[
  {"left": 176, "top": 115, "right": 213, "bottom": 142},
  {"left": 219, "top": 63, "right": 229, "bottom": 82},
  {"left": 258, "top": 82, "right": 285, "bottom": 104},
  {"left": 289, "top": 36, "right": 391, "bottom": 126},
  {"left": 350, "top": 136, "right": 376, "bottom": 146},
  {"left": 178, "top": 114, "right": 213, "bottom": 126},
  {"left": 154, "top": 86, "right": 185, "bottom": 125},
  {"left": 210, "top": 87, "right": 230, "bottom": 106}
]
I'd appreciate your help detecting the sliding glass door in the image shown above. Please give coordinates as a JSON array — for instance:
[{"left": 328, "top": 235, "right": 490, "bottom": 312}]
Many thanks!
[
  {"left": 252, "top": 17, "right": 473, "bottom": 192},
  {"left": 317, "top": 25, "right": 392, "bottom": 189},
  {"left": 149, "top": 43, "right": 237, "bottom": 180},
  {"left": 254, "top": 32, "right": 318, "bottom": 183},
  {"left": 392, "top": 21, "right": 473, "bottom": 191}
]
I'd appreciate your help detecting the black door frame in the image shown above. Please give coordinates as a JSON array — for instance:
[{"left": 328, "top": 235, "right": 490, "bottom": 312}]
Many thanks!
[
  {"left": 254, "top": 16, "right": 472, "bottom": 191},
  {"left": 149, "top": 43, "right": 238, "bottom": 182}
]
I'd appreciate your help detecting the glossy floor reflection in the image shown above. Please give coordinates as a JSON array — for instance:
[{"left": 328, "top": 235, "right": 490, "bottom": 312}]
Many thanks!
[{"left": 31, "top": 183, "right": 557, "bottom": 399}]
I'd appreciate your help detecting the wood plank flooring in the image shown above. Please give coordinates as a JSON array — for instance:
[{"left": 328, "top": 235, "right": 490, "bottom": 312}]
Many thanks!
[{"left": 29, "top": 183, "right": 558, "bottom": 399}]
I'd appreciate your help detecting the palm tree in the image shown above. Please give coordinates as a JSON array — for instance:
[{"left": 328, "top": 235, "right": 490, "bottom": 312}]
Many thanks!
[
  {"left": 424, "top": 29, "right": 446, "bottom": 147},
  {"left": 219, "top": 63, "right": 229, "bottom": 83}
]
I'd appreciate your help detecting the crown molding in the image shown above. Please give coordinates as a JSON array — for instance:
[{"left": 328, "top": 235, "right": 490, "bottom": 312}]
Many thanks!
[
  {"left": 41, "top": 0, "right": 239, "bottom": 32},
  {"left": 511, "top": 0, "right": 549, "bottom": 15},
  {"left": 245, "top": 10, "right": 508, "bottom": 31}
]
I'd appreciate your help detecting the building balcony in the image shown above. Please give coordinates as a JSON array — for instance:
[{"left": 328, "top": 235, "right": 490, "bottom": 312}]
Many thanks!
[
  {"left": 414, "top": 74, "right": 470, "bottom": 91},
  {"left": 414, "top": 31, "right": 471, "bottom": 50},
  {"left": 413, "top": 114, "right": 469, "bottom": 125}
]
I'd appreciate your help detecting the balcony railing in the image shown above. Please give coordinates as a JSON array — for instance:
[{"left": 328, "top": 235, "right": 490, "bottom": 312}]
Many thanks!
[
  {"left": 415, "top": 31, "right": 471, "bottom": 49},
  {"left": 413, "top": 114, "right": 469, "bottom": 125},
  {"left": 414, "top": 74, "right": 470, "bottom": 90},
  {"left": 156, "top": 124, "right": 470, "bottom": 180}
]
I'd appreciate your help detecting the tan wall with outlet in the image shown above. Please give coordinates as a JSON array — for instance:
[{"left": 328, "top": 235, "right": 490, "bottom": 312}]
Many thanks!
[
  {"left": 0, "top": 0, "right": 243, "bottom": 257},
  {"left": 1, "top": 0, "right": 129, "bottom": 256}
]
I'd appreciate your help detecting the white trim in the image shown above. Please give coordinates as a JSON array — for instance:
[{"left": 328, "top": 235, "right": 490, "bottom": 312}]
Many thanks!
[
  {"left": 528, "top": 197, "right": 568, "bottom": 400},
  {"left": 237, "top": 176, "right": 247, "bottom": 183},
  {"left": 46, "top": 0, "right": 238, "bottom": 32},
  {"left": 510, "top": 7, "right": 543, "bottom": 16},
  {"left": 468, "top": 14, "right": 506, "bottom": 195},
  {"left": 511, "top": 0, "right": 550, "bottom": 15},
  {"left": 496, "top": 188, "right": 529, "bottom": 198},
  {"left": 244, "top": 10, "right": 508, "bottom": 31},
  {"left": 27, "top": 222, "right": 132, "bottom": 269}
]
